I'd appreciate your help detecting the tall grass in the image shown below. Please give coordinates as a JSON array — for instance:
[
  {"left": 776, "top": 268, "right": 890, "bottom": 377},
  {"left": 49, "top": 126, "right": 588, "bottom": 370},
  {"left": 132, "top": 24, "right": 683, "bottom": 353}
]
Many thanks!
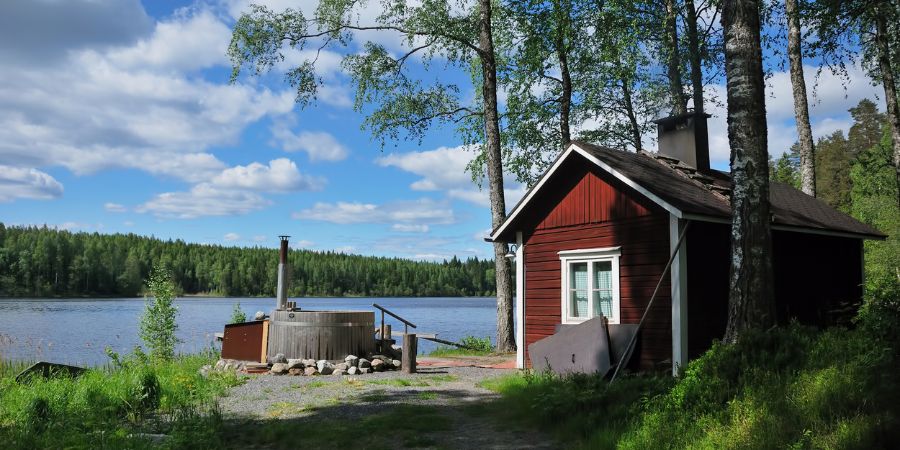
[
  {"left": 482, "top": 324, "right": 900, "bottom": 448},
  {"left": 0, "top": 351, "right": 240, "bottom": 449}
]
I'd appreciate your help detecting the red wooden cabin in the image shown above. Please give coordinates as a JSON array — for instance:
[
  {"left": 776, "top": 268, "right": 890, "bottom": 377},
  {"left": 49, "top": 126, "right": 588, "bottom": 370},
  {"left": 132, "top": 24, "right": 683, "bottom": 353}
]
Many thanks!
[{"left": 489, "top": 113, "right": 885, "bottom": 374}]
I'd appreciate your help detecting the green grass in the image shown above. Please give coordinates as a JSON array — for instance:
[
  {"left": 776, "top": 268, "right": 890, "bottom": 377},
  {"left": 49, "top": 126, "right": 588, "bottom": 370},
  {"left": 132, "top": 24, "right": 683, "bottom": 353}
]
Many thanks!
[
  {"left": 224, "top": 404, "right": 452, "bottom": 449},
  {"left": 0, "top": 351, "right": 241, "bottom": 449},
  {"left": 481, "top": 324, "right": 900, "bottom": 449},
  {"left": 365, "top": 374, "right": 458, "bottom": 387}
]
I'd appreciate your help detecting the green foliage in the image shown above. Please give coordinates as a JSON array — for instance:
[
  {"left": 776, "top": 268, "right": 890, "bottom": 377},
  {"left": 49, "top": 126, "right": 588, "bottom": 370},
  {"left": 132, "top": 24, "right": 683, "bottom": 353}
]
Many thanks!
[
  {"left": 430, "top": 335, "right": 495, "bottom": 356},
  {"left": 139, "top": 266, "right": 180, "bottom": 362},
  {"left": 0, "top": 224, "right": 496, "bottom": 298},
  {"left": 230, "top": 302, "right": 247, "bottom": 324},
  {"left": 851, "top": 129, "right": 900, "bottom": 343},
  {"left": 485, "top": 324, "right": 900, "bottom": 449},
  {"left": 769, "top": 144, "right": 801, "bottom": 188},
  {"left": 0, "top": 352, "right": 240, "bottom": 449}
]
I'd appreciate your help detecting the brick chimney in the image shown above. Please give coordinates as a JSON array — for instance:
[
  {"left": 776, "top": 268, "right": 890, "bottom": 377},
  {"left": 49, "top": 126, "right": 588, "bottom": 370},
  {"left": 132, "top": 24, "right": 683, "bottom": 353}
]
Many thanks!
[{"left": 654, "top": 112, "right": 711, "bottom": 171}]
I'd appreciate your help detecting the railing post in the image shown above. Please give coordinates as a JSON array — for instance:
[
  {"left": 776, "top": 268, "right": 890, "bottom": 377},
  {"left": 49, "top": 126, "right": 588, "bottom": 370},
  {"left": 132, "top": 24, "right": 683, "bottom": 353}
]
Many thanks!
[{"left": 402, "top": 333, "right": 417, "bottom": 374}]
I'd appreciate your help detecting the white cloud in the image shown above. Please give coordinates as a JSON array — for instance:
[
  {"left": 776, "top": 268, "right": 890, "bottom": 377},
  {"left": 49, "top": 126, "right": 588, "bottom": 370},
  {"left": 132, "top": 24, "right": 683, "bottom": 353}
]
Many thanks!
[
  {"left": 0, "top": 5, "right": 297, "bottom": 184},
  {"left": 104, "top": 202, "right": 127, "bottom": 213},
  {"left": 211, "top": 158, "right": 324, "bottom": 192},
  {"left": 292, "top": 239, "right": 315, "bottom": 248},
  {"left": 136, "top": 184, "right": 270, "bottom": 219},
  {"left": 123, "top": 221, "right": 135, "bottom": 227},
  {"left": 293, "top": 198, "right": 455, "bottom": 225},
  {"left": 0, "top": 165, "right": 63, "bottom": 202},
  {"left": 224, "top": 232, "right": 241, "bottom": 241},
  {"left": 702, "top": 63, "right": 884, "bottom": 166},
  {"left": 252, "top": 235, "right": 267, "bottom": 242},
  {"left": 377, "top": 145, "right": 527, "bottom": 208},
  {"left": 106, "top": 8, "right": 230, "bottom": 72},
  {"left": 392, "top": 224, "right": 430, "bottom": 233},
  {"left": 270, "top": 122, "right": 350, "bottom": 162}
]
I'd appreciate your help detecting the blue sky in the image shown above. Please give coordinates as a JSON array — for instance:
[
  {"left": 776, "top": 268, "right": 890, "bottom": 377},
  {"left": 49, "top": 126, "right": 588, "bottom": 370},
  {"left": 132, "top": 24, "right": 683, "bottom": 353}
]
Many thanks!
[{"left": 0, "top": 0, "right": 886, "bottom": 260}]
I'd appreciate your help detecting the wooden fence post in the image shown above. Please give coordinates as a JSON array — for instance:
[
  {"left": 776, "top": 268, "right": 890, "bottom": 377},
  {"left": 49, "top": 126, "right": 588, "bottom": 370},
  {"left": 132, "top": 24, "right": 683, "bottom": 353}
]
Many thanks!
[{"left": 402, "top": 333, "right": 417, "bottom": 374}]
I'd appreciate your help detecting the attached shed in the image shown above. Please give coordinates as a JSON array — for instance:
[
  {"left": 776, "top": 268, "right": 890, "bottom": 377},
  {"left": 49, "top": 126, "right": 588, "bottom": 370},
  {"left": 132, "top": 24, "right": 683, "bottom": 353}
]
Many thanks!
[{"left": 490, "top": 113, "right": 885, "bottom": 374}]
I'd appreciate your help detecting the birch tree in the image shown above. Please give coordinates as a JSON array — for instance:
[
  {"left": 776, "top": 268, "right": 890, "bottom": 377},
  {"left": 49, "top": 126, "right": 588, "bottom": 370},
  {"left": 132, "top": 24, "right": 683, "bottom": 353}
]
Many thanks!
[
  {"left": 721, "top": 0, "right": 776, "bottom": 342},
  {"left": 229, "top": 0, "right": 517, "bottom": 351},
  {"left": 809, "top": 0, "right": 900, "bottom": 206},
  {"left": 785, "top": 0, "right": 816, "bottom": 196}
]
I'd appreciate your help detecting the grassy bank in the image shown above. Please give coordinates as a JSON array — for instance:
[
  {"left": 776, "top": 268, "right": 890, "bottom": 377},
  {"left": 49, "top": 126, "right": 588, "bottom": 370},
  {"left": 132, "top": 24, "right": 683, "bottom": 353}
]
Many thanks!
[
  {"left": 0, "top": 352, "right": 241, "bottom": 449},
  {"left": 482, "top": 323, "right": 900, "bottom": 448},
  {"left": 427, "top": 335, "right": 496, "bottom": 357}
]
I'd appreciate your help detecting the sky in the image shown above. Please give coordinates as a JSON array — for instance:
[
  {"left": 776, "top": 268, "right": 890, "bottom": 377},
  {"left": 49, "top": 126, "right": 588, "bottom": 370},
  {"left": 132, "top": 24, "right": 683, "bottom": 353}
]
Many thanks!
[{"left": 0, "top": 0, "right": 887, "bottom": 261}]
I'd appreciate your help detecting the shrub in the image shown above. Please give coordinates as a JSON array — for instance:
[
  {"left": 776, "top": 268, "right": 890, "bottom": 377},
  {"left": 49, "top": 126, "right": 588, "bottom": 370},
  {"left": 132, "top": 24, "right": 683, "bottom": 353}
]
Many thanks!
[
  {"left": 230, "top": 302, "right": 247, "bottom": 324},
  {"left": 139, "top": 265, "right": 180, "bottom": 362}
]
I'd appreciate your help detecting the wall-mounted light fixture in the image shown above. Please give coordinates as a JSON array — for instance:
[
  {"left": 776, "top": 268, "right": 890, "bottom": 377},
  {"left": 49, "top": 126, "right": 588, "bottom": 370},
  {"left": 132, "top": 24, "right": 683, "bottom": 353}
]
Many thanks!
[{"left": 505, "top": 244, "right": 518, "bottom": 260}]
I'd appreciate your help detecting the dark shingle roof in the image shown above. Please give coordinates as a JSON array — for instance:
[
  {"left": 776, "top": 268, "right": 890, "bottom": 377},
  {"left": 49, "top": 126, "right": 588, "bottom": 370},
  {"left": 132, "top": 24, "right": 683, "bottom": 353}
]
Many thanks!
[{"left": 493, "top": 141, "right": 885, "bottom": 240}]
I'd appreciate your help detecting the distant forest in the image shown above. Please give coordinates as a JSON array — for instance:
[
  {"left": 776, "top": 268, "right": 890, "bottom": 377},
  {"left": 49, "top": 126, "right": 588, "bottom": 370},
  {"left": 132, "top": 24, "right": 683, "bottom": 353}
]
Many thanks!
[{"left": 0, "top": 225, "right": 496, "bottom": 298}]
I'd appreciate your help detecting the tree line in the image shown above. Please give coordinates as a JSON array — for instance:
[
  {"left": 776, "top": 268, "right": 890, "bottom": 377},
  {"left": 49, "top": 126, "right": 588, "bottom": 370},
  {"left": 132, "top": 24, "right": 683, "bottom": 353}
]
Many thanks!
[
  {"left": 228, "top": 0, "right": 900, "bottom": 348},
  {"left": 0, "top": 225, "right": 497, "bottom": 298}
]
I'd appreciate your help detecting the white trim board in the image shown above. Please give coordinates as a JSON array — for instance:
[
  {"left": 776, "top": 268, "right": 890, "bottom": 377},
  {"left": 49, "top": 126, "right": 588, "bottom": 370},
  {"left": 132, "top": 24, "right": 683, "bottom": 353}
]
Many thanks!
[{"left": 515, "top": 232, "right": 526, "bottom": 369}]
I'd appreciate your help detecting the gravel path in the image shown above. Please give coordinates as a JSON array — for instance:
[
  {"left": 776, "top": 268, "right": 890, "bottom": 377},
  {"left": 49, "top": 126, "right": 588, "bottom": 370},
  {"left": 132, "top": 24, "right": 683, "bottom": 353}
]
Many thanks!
[{"left": 219, "top": 362, "right": 559, "bottom": 449}]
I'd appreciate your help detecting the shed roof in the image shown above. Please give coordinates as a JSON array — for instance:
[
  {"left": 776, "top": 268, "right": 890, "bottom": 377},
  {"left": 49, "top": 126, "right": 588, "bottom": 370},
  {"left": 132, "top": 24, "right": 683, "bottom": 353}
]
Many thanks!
[{"left": 490, "top": 141, "right": 886, "bottom": 242}]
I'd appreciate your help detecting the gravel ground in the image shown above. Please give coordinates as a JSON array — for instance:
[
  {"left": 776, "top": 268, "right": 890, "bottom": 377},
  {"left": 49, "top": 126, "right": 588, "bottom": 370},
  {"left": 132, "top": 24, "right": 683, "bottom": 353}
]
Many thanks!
[{"left": 219, "top": 362, "right": 559, "bottom": 449}]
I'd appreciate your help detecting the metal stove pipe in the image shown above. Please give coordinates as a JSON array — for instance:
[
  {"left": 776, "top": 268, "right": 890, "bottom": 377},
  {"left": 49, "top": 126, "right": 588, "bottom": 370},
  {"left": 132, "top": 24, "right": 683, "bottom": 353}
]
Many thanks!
[{"left": 277, "top": 235, "right": 290, "bottom": 310}]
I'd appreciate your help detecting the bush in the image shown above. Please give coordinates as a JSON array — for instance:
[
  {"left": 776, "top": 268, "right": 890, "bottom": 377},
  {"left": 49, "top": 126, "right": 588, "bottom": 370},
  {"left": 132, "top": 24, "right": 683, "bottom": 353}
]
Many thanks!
[
  {"left": 139, "top": 265, "right": 180, "bottom": 362},
  {"left": 230, "top": 302, "right": 247, "bottom": 324}
]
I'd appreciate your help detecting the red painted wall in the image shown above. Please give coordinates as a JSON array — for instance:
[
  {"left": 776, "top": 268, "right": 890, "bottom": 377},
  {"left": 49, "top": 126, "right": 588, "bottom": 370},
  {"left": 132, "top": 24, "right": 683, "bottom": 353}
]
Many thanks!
[{"left": 522, "top": 161, "right": 672, "bottom": 370}]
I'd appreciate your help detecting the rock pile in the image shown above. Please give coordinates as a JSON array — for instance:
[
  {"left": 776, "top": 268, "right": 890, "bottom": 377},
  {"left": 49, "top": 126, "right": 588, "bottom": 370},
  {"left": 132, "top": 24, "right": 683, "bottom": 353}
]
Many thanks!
[
  {"left": 206, "top": 346, "right": 404, "bottom": 377},
  {"left": 265, "top": 351, "right": 403, "bottom": 376}
]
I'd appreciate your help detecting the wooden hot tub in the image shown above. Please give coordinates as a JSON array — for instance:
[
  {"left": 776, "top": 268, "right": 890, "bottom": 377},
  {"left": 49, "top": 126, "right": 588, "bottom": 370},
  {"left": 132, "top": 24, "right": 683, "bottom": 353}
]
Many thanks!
[{"left": 267, "top": 310, "right": 375, "bottom": 360}]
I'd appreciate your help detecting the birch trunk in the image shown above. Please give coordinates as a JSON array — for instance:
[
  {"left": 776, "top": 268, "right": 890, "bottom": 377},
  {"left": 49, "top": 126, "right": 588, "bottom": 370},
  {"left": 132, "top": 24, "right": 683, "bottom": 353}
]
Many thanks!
[
  {"left": 721, "top": 0, "right": 776, "bottom": 343},
  {"left": 665, "top": 0, "right": 688, "bottom": 115},
  {"left": 874, "top": 5, "right": 900, "bottom": 207},
  {"left": 685, "top": 0, "right": 704, "bottom": 112},
  {"left": 479, "top": 0, "right": 515, "bottom": 352},
  {"left": 785, "top": 0, "right": 817, "bottom": 196}
]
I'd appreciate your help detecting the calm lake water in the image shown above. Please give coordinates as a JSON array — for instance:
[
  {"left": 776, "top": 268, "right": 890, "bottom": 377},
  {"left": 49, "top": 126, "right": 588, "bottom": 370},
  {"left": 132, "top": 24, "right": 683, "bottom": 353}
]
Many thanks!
[{"left": 0, "top": 297, "right": 499, "bottom": 366}]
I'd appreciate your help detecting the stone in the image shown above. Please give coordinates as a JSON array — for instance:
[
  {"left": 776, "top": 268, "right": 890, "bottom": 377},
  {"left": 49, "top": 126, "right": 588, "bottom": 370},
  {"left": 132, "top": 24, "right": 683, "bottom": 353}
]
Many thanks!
[
  {"left": 198, "top": 365, "right": 212, "bottom": 378},
  {"left": 254, "top": 311, "right": 266, "bottom": 321},
  {"left": 390, "top": 344, "right": 403, "bottom": 359},
  {"left": 359, "top": 367, "right": 371, "bottom": 374},
  {"left": 344, "top": 355, "right": 359, "bottom": 367},
  {"left": 370, "top": 354, "right": 391, "bottom": 362},
  {"left": 288, "top": 368, "right": 304, "bottom": 376},
  {"left": 302, "top": 359, "right": 317, "bottom": 367},
  {"left": 347, "top": 366, "right": 359, "bottom": 375},
  {"left": 358, "top": 358, "right": 371, "bottom": 369},
  {"left": 223, "top": 361, "right": 235, "bottom": 372},
  {"left": 304, "top": 366, "right": 318, "bottom": 376},
  {"left": 268, "top": 353, "right": 287, "bottom": 364},
  {"left": 316, "top": 360, "right": 335, "bottom": 375},
  {"left": 270, "top": 363, "right": 288, "bottom": 375},
  {"left": 287, "top": 359, "right": 304, "bottom": 369},
  {"left": 333, "top": 369, "right": 346, "bottom": 376},
  {"left": 391, "top": 359, "right": 402, "bottom": 370},
  {"left": 214, "top": 359, "right": 226, "bottom": 371},
  {"left": 371, "top": 359, "right": 385, "bottom": 372},
  {"left": 334, "top": 363, "right": 349, "bottom": 372}
]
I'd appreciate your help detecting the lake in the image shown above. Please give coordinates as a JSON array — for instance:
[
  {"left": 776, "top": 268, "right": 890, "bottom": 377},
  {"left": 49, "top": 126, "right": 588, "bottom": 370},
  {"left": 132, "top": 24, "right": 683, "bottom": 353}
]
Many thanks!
[{"left": 0, "top": 297, "right": 500, "bottom": 366}]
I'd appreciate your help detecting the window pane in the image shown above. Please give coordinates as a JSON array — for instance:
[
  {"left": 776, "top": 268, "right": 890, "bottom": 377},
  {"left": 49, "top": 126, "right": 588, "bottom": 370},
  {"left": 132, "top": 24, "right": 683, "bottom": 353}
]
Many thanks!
[
  {"left": 593, "top": 290, "right": 613, "bottom": 318},
  {"left": 593, "top": 261, "right": 612, "bottom": 289},
  {"left": 570, "top": 262, "right": 588, "bottom": 317},
  {"left": 593, "top": 261, "right": 613, "bottom": 318}
]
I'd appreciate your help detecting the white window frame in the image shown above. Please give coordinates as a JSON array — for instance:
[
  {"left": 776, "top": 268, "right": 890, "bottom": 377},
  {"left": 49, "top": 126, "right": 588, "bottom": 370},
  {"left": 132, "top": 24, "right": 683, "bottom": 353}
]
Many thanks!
[{"left": 559, "top": 247, "right": 621, "bottom": 325}]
